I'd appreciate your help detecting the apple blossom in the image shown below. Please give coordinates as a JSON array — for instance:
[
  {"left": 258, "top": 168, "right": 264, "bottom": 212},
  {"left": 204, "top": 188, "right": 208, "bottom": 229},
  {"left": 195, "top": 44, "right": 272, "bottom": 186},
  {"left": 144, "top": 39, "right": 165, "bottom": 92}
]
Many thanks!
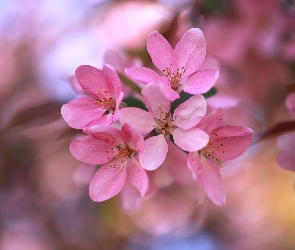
[
  {"left": 119, "top": 84, "right": 209, "bottom": 171},
  {"left": 125, "top": 28, "right": 219, "bottom": 101},
  {"left": 187, "top": 108, "right": 253, "bottom": 206},
  {"left": 70, "top": 123, "right": 149, "bottom": 202},
  {"left": 61, "top": 64, "right": 124, "bottom": 129}
]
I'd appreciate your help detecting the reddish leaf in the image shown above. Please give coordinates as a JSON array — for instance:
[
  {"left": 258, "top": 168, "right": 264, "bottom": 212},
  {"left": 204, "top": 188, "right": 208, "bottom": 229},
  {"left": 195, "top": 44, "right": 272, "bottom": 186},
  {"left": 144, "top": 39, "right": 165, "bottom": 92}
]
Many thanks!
[
  {"left": 57, "top": 128, "right": 83, "bottom": 141},
  {"left": 285, "top": 84, "right": 295, "bottom": 94},
  {"left": 6, "top": 100, "right": 68, "bottom": 130},
  {"left": 254, "top": 121, "right": 295, "bottom": 144}
]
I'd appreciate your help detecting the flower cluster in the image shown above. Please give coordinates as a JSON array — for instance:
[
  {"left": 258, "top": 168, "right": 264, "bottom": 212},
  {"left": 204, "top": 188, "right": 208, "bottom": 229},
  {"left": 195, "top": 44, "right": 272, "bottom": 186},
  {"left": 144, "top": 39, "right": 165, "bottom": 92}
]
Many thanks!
[{"left": 61, "top": 28, "right": 253, "bottom": 207}]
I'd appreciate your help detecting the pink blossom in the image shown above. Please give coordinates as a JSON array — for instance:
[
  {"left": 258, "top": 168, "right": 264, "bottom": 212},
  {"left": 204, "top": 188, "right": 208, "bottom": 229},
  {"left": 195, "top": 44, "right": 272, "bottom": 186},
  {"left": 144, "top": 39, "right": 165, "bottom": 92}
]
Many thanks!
[
  {"left": 61, "top": 64, "right": 124, "bottom": 129},
  {"left": 119, "top": 84, "right": 209, "bottom": 171},
  {"left": 276, "top": 133, "right": 295, "bottom": 172},
  {"left": 125, "top": 28, "right": 219, "bottom": 101},
  {"left": 103, "top": 49, "right": 144, "bottom": 96},
  {"left": 70, "top": 123, "right": 149, "bottom": 202},
  {"left": 276, "top": 93, "right": 295, "bottom": 171},
  {"left": 286, "top": 92, "right": 295, "bottom": 118},
  {"left": 104, "top": 49, "right": 142, "bottom": 75},
  {"left": 187, "top": 108, "right": 253, "bottom": 206}
]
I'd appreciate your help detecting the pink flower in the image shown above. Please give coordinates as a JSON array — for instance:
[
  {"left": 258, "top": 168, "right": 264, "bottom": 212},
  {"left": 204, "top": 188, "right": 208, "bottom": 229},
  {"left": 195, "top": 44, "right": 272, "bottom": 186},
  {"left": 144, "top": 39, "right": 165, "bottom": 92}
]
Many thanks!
[
  {"left": 286, "top": 92, "right": 295, "bottom": 118},
  {"left": 119, "top": 84, "right": 209, "bottom": 171},
  {"left": 276, "top": 133, "right": 295, "bottom": 172},
  {"left": 187, "top": 108, "right": 253, "bottom": 206},
  {"left": 125, "top": 28, "right": 219, "bottom": 101},
  {"left": 61, "top": 64, "right": 124, "bottom": 129},
  {"left": 276, "top": 93, "right": 295, "bottom": 171},
  {"left": 70, "top": 123, "right": 149, "bottom": 202}
]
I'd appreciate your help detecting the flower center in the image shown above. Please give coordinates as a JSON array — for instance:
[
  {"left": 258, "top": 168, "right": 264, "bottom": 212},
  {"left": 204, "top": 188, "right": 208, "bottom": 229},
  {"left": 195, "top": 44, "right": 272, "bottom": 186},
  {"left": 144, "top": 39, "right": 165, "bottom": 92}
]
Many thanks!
[
  {"left": 94, "top": 89, "right": 116, "bottom": 111},
  {"left": 153, "top": 108, "right": 177, "bottom": 135},
  {"left": 163, "top": 64, "right": 186, "bottom": 92},
  {"left": 201, "top": 133, "right": 224, "bottom": 163},
  {"left": 107, "top": 143, "right": 137, "bottom": 168}
]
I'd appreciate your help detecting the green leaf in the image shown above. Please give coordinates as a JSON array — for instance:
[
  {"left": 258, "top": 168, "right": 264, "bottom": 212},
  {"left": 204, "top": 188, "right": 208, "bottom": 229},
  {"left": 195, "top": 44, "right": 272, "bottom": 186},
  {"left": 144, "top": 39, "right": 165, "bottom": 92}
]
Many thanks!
[
  {"left": 123, "top": 97, "right": 147, "bottom": 111},
  {"left": 203, "top": 87, "right": 217, "bottom": 98},
  {"left": 171, "top": 92, "right": 193, "bottom": 112}
]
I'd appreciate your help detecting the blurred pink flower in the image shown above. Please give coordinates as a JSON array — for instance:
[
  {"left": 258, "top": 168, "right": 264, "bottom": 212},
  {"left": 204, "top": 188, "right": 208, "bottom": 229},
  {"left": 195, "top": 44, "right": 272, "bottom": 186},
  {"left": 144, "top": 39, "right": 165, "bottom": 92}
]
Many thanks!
[
  {"left": 286, "top": 92, "right": 295, "bottom": 117},
  {"left": 125, "top": 28, "right": 219, "bottom": 101},
  {"left": 119, "top": 84, "right": 209, "bottom": 171},
  {"left": 70, "top": 123, "right": 149, "bottom": 202},
  {"left": 61, "top": 64, "right": 124, "bottom": 129},
  {"left": 67, "top": 74, "right": 85, "bottom": 96},
  {"left": 276, "top": 93, "right": 295, "bottom": 171},
  {"left": 187, "top": 108, "right": 253, "bottom": 206},
  {"left": 98, "top": 1, "right": 172, "bottom": 50},
  {"left": 276, "top": 133, "right": 295, "bottom": 172},
  {"left": 104, "top": 49, "right": 142, "bottom": 75},
  {"left": 103, "top": 49, "right": 144, "bottom": 96}
]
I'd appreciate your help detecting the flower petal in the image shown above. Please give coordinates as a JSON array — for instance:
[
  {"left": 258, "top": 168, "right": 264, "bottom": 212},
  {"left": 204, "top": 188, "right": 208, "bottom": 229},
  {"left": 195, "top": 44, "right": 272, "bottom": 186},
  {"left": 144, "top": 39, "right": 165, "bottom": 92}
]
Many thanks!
[
  {"left": 119, "top": 107, "right": 155, "bottom": 134},
  {"left": 70, "top": 135, "right": 114, "bottom": 165},
  {"left": 278, "top": 133, "right": 295, "bottom": 151},
  {"left": 82, "top": 124, "right": 124, "bottom": 144},
  {"left": 68, "top": 75, "right": 85, "bottom": 95},
  {"left": 286, "top": 93, "right": 295, "bottom": 117},
  {"left": 173, "top": 127, "right": 209, "bottom": 152},
  {"left": 157, "top": 76, "right": 180, "bottom": 101},
  {"left": 142, "top": 84, "right": 170, "bottom": 118},
  {"left": 173, "top": 28, "right": 206, "bottom": 76},
  {"left": 125, "top": 67, "right": 159, "bottom": 84},
  {"left": 173, "top": 95, "right": 207, "bottom": 129},
  {"left": 121, "top": 123, "right": 144, "bottom": 151},
  {"left": 165, "top": 139, "right": 195, "bottom": 185},
  {"left": 277, "top": 150, "right": 295, "bottom": 171},
  {"left": 104, "top": 49, "right": 125, "bottom": 73},
  {"left": 129, "top": 160, "right": 149, "bottom": 197},
  {"left": 83, "top": 113, "right": 114, "bottom": 129},
  {"left": 213, "top": 126, "right": 253, "bottom": 161},
  {"left": 182, "top": 69, "right": 219, "bottom": 95},
  {"left": 61, "top": 97, "right": 105, "bottom": 129},
  {"left": 139, "top": 134, "right": 168, "bottom": 171},
  {"left": 115, "top": 91, "right": 124, "bottom": 111},
  {"left": 207, "top": 94, "right": 239, "bottom": 109},
  {"left": 120, "top": 180, "right": 140, "bottom": 212},
  {"left": 197, "top": 108, "right": 225, "bottom": 135},
  {"left": 75, "top": 65, "right": 106, "bottom": 98},
  {"left": 89, "top": 165, "right": 127, "bottom": 202},
  {"left": 147, "top": 31, "right": 173, "bottom": 71},
  {"left": 187, "top": 152, "right": 226, "bottom": 206},
  {"left": 103, "top": 64, "right": 122, "bottom": 96}
]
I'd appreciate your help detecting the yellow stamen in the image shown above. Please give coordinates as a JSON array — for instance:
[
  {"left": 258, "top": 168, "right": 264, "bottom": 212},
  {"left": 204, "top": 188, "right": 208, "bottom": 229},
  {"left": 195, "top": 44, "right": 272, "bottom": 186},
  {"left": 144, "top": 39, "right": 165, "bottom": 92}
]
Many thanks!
[
  {"left": 201, "top": 133, "right": 224, "bottom": 163},
  {"left": 94, "top": 89, "right": 116, "bottom": 111},
  {"left": 153, "top": 107, "right": 177, "bottom": 135}
]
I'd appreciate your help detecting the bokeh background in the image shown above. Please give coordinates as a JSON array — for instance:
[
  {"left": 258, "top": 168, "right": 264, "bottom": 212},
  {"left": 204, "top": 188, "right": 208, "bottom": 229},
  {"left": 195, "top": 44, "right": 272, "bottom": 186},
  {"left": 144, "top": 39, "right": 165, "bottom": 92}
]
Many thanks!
[{"left": 1, "top": 0, "right": 295, "bottom": 249}]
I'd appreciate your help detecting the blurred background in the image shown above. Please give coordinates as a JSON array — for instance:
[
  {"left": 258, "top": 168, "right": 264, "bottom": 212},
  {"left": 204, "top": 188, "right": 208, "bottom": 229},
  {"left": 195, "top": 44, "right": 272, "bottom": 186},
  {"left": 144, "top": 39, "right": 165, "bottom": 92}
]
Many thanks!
[{"left": 0, "top": 0, "right": 295, "bottom": 249}]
